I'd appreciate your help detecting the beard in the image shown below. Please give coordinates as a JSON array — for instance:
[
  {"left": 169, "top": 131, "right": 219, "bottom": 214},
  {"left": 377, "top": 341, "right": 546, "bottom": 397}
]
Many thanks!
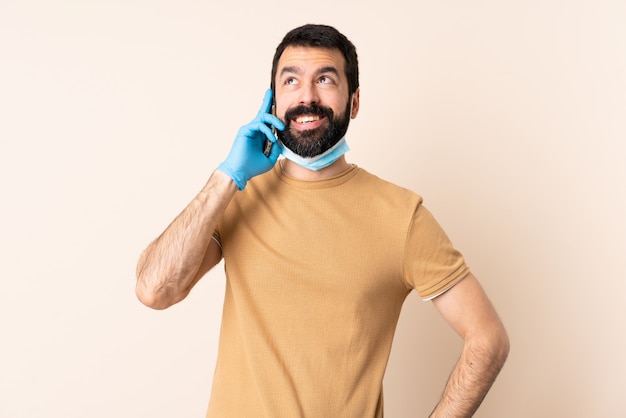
[{"left": 277, "top": 98, "right": 352, "bottom": 158}]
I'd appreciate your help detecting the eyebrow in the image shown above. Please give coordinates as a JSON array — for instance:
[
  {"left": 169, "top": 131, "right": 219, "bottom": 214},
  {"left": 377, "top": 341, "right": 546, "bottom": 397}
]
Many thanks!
[{"left": 279, "top": 65, "right": 341, "bottom": 78}]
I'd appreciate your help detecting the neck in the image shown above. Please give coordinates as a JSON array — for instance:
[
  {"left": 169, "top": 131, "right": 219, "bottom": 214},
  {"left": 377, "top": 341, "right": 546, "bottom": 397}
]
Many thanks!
[{"left": 280, "top": 156, "right": 351, "bottom": 180}]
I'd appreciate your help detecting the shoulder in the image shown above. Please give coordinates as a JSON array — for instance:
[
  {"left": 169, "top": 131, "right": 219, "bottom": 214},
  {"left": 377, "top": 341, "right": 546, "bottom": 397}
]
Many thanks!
[{"left": 352, "top": 166, "right": 424, "bottom": 206}]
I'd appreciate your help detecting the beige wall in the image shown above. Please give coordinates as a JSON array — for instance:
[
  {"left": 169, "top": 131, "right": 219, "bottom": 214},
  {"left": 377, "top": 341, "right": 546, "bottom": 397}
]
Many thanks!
[{"left": 1, "top": 1, "right": 624, "bottom": 417}]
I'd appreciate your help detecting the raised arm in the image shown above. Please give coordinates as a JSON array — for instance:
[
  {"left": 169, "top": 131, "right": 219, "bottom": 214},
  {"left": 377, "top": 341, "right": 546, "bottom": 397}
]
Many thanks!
[
  {"left": 429, "top": 272, "right": 510, "bottom": 417},
  {"left": 135, "top": 89, "right": 284, "bottom": 310},
  {"left": 135, "top": 170, "right": 237, "bottom": 309}
]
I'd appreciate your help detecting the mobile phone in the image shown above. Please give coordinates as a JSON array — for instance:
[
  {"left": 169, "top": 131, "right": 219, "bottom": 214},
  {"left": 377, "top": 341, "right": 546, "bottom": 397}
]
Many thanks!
[{"left": 263, "top": 101, "right": 277, "bottom": 157}]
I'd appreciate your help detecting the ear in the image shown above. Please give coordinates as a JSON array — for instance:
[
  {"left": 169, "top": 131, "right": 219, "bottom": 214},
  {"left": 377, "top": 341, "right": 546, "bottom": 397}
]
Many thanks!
[{"left": 350, "top": 88, "right": 360, "bottom": 119}]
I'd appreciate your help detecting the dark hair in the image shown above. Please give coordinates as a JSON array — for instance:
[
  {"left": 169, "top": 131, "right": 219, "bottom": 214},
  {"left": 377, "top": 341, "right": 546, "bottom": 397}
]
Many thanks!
[{"left": 270, "top": 24, "right": 359, "bottom": 95}]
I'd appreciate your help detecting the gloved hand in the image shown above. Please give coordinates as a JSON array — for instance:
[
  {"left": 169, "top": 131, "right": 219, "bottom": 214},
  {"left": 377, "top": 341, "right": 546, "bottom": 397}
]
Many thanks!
[{"left": 217, "top": 89, "right": 284, "bottom": 190}]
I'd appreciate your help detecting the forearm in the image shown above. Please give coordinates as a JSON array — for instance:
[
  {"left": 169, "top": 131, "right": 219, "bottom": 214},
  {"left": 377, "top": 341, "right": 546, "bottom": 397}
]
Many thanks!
[
  {"left": 429, "top": 334, "right": 509, "bottom": 418},
  {"left": 135, "top": 170, "right": 237, "bottom": 309}
]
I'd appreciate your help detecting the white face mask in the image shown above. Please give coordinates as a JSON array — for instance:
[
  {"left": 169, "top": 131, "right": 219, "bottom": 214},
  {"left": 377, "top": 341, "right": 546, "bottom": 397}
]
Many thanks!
[{"left": 277, "top": 137, "right": 350, "bottom": 171}]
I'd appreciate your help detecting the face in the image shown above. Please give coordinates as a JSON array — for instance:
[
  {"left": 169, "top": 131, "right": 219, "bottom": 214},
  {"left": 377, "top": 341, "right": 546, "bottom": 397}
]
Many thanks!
[{"left": 274, "top": 46, "right": 360, "bottom": 158}]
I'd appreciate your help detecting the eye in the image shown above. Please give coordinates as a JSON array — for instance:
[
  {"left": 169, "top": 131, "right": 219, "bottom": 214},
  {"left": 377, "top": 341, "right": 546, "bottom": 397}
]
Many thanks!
[
  {"left": 285, "top": 77, "right": 298, "bottom": 85},
  {"left": 318, "top": 76, "right": 333, "bottom": 84}
]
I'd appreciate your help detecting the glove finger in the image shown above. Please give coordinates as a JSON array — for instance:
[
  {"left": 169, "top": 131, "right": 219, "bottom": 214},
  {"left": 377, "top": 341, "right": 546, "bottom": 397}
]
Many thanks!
[
  {"left": 241, "top": 121, "right": 277, "bottom": 144},
  {"left": 255, "top": 89, "right": 273, "bottom": 119},
  {"left": 258, "top": 113, "right": 285, "bottom": 131},
  {"left": 256, "top": 122, "right": 279, "bottom": 143}
]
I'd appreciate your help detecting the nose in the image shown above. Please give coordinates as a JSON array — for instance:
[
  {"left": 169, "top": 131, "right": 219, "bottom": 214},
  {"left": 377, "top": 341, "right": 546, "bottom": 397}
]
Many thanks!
[{"left": 298, "top": 82, "right": 320, "bottom": 106}]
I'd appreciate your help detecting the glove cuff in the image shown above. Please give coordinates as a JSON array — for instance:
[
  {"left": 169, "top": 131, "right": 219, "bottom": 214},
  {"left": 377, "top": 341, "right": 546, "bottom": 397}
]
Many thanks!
[{"left": 216, "top": 162, "right": 246, "bottom": 190}]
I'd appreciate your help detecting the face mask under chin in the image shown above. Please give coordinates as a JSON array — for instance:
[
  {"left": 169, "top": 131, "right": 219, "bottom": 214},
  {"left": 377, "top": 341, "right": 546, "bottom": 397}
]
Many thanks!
[{"left": 277, "top": 137, "right": 350, "bottom": 171}]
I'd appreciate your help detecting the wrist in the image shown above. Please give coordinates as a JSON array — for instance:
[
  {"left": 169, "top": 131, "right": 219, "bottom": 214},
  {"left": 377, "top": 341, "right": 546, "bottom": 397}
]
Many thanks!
[{"left": 216, "top": 161, "right": 247, "bottom": 190}]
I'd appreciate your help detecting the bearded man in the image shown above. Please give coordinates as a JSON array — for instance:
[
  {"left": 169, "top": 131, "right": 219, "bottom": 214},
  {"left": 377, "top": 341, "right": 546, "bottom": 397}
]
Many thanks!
[{"left": 136, "top": 24, "right": 509, "bottom": 418}]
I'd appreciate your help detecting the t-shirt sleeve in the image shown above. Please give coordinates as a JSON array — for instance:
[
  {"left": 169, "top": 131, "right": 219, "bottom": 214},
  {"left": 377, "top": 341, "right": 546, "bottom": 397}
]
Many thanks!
[
  {"left": 212, "top": 225, "right": 222, "bottom": 250},
  {"left": 403, "top": 203, "right": 470, "bottom": 300}
]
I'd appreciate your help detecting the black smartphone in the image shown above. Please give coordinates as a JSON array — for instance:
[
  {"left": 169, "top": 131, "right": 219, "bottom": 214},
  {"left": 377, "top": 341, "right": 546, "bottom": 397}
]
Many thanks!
[{"left": 263, "top": 100, "right": 277, "bottom": 157}]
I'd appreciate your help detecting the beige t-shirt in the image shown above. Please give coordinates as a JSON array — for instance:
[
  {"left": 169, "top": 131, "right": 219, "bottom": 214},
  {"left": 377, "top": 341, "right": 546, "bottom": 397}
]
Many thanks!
[{"left": 208, "top": 163, "right": 469, "bottom": 417}]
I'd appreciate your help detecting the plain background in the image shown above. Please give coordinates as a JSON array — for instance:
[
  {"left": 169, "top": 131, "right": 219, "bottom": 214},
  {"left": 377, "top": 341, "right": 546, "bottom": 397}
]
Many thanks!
[{"left": 1, "top": 1, "right": 625, "bottom": 417}]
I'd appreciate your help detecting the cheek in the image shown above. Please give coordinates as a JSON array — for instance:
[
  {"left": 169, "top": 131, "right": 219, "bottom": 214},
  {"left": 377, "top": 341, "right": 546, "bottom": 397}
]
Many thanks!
[
  {"left": 274, "top": 96, "right": 292, "bottom": 120},
  {"left": 278, "top": 108, "right": 289, "bottom": 123},
  {"left": 274, "top": 87, "right": 300, "bottom": 112}
]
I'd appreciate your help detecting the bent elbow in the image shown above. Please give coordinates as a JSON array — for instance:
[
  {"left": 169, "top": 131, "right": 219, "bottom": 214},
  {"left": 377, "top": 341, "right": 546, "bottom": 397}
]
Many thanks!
[
  {"left": 488, "top": 326, "right": 511, "bottom": 370},
  {"left": 500, "top": 331, "right": 511, "bottom": 366},
  {"left": 135, "top": 281, "right": 176, "bottom": 310},
  {"left": 470, "top": 325, "right": 510, "bottom": 372},
  {"left": 136, "top": 288, "right": 164, "bottom": 310}
]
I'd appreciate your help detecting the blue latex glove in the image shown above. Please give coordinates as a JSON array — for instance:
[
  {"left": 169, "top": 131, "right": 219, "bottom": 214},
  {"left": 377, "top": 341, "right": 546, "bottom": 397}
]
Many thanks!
[{"left": 217, "top": 89, "right": 284, "bottom": 190}]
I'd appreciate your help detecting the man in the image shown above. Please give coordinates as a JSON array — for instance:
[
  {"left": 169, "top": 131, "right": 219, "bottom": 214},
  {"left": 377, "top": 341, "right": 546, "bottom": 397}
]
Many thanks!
[{"left": 136, "top": 24, "right": 509, "bottom": 418}]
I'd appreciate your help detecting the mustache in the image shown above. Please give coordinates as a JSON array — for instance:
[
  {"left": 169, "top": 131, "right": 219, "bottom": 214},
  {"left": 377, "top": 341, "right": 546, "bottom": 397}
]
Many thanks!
[{"left": 284, "top": 104, "right": 334, "bottom": 121}]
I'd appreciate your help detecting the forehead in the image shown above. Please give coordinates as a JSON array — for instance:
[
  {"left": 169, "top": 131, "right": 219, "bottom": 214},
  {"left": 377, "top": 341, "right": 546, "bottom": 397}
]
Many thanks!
[{"left": 276, "top": 46, "right": 346, "bottom": 76}]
